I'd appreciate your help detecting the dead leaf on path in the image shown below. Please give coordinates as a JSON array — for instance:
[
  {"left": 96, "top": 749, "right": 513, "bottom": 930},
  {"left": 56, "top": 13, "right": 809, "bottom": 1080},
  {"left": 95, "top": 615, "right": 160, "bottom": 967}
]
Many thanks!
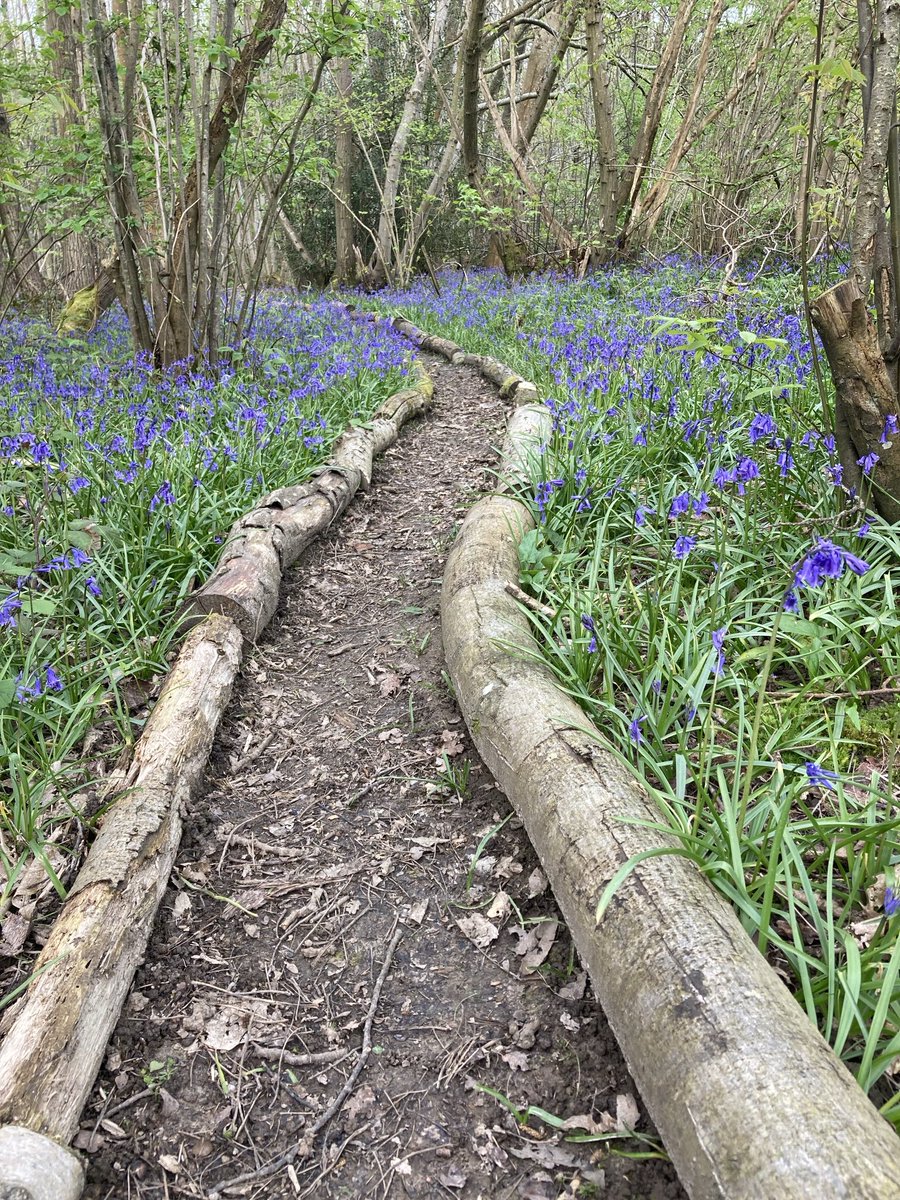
[
  {"left": 616, "top": 1092, "right": 640, "bottom": 1131},
  {"left": 527, "top": 868, "right": 548, "bottom": 897},
  {"left": 486, "top": 890, "right": 512, "bottom": 922},
  {"left": 558, "top": 971, "right": 587, "bottom": 1001},
  {"left": 508, "top": 1142, "right": 581, "bottom": 1169},
  {"left": 378, "top": 727, "right": 404, "bottom": 744},
  {"left": 407, "top": 899, "right": 428, "bottom": 925},
  {"left": 440, "top": 728, "right": 465, "bottom": 756},
  {"left": 456, "top": 913, "right": 500, "bottom": 949},
  {"left": 390, "top": 1157, "right": 413, "bottom": 1176},
  {"left": 519, "top": 920, "right": 558, "bottom": 974},
  {"left": 344, "top": 1085, "right": 378, "bottom": 1127},
  {"left": 499, "top": 1048, "right": 530, "bottom": 1071},
  {"left": 438, "top": 1166, "right": 468, "bottom": 1189},
  {"left": 558, "top": 1111, "right": 616, "bottom": 1134},
  {"left": 379, "top": 671, "right": 402, "bottom": 697},
  {"left": 158, "top": 1154, "right": 181, "bottom": 1175},
  {"left": 559, "top": 1011, "right": 580, "bottom": 1033},
  {"left": 0, "top": 912, "right": 31, "bottom": 957},
  {"left": 204, "top": 1010, "right": 246, "bottom": 1052}
]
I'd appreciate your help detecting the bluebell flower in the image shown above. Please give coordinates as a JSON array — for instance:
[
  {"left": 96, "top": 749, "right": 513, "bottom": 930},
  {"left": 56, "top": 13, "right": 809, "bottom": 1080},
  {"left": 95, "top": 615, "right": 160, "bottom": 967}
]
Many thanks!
[
  {"left": 857, "top": 451, "right": 880, "bottom": 475},
  {"left": 885, "top": 886, "right": 899, "bottom": 917},
  {"left": 783, "top": 588, "right": 800, "bottom": 613},
  {"left": 749, "top": 412, "right": 777, "bottom": 443},
  {"left": 805, "top": 762, "right": 840, "bottom": 791},
  {"left": 628, "top": 714, "right": 645, "bottom": 745},
  {"left": 0, "top": 591, "right": 22, "bottom": 628},
  {"left": 711, "top": 627, "right": 727, "bottom": 676},
  {"left": 793, "top": 539, "right": 869, "bottom": 589},
  {"left": 673, "top": 535, "right": 696, "bottom": 560},
  {"left": 857, "top": 521, "right": 872, "bottom": 538},
  {"left": 635, "top": 505, "right": 654, "bottom": 527},
  {"left": 669, "top": 491, "right": 691, "bottom": 518},
  {"left": 880, "top": 415, "right": 898, "bottom": 445},
  {"left": 86, "top": 576, "right": 102, "bottom": 597}
]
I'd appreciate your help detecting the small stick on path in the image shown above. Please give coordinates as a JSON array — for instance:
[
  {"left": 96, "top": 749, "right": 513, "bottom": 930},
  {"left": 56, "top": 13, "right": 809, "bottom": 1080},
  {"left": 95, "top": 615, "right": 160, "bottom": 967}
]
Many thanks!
[{"left": 212, "top": 921, "right": 404, "bottom": 1197}]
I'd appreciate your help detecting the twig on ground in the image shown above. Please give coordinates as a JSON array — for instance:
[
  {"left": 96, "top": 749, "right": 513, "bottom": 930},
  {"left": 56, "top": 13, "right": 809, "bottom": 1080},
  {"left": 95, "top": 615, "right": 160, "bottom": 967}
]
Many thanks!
[
  {"left": 230, "top": 834, "right": 306, "bottom": 860},
  {"left": 212, "top": 920, "right": 403, "bottom": 1197},
  {"left": 251, "top": 1045, "right": 349, "bottom": 1067}
]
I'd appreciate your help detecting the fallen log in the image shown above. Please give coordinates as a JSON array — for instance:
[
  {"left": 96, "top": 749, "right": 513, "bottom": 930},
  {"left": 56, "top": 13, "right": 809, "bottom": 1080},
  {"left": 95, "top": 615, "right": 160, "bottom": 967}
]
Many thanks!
[
  {"left": 182, "top": 369, "right": 433, "bottom": 640},
  {"left": 0, "top": 615, "right": 242, "bottom": 1187},
  {"left": 441, "top": 493, "right": 900, "bottom": 1199}
]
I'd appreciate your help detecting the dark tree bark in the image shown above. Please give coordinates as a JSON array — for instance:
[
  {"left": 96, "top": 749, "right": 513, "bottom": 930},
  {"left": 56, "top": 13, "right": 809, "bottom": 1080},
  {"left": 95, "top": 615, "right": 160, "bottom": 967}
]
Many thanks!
[{"left": 811, "top": 0, "right": 900, "bottom": 521}]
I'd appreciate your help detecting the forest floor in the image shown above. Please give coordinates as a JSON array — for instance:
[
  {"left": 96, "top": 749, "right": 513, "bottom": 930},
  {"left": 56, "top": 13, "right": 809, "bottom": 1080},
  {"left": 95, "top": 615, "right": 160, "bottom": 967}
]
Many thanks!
[{"left": 78, "top": 355, "right": 686, "bottom": 1200}]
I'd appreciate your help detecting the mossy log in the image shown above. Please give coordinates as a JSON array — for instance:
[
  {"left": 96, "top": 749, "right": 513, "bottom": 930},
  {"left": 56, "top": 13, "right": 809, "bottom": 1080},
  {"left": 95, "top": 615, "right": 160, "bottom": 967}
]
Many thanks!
[
  {"left": 0, "top": 616, "right": 242, "bottom": 1175},
  {"left": 441, "top": 498, "right": 900, "bottom": 1199},
  {"left": 183, "top": 372, "right": 432, "bottom": 641}
]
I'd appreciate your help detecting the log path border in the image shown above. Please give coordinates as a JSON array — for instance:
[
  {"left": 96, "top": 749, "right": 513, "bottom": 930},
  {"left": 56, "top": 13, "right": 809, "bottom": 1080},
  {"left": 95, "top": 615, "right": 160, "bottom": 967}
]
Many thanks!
[
  {"left": 348, "top": 307, "right": 900, "bottom": 1199},
  {"left": 0, "top": 355, "right": 433, "bottom": 1199}
]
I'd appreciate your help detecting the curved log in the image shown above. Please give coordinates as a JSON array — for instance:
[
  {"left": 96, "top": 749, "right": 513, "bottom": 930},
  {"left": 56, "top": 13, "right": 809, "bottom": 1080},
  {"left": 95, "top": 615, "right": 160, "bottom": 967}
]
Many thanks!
[
  {"left": 441, "top": 495, "right": 900, "bottom": 1200},
  {"left": 182, "top": 371, "right": 433, "bottom": 640},
  {"left": 0, "top": 615, "right": 243, "bottom": 1158}
]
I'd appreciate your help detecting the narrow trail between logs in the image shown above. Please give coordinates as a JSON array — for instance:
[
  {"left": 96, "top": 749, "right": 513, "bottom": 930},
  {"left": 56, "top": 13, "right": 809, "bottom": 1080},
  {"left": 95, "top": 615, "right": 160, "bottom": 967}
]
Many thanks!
[{"left": 81, "top": 355, "right": 685, "bottom": 1200}]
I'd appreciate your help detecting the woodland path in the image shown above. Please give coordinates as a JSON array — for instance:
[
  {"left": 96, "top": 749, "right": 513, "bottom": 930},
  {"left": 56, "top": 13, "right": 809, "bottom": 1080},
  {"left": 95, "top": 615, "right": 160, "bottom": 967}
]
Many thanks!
[{"left": 80, "top": 355, "right": 685, "bottom": 1200}]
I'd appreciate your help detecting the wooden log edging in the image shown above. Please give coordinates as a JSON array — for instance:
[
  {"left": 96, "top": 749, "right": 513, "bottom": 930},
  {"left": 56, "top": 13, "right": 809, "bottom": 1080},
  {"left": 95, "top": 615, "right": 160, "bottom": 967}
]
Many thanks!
[
  {"left": 182, "top": 362, "right": 434, "bottom": 640},
  {"left": 440, "top": 380, "right": 900, "bottom": 1198},
  {"left": 0, "top": 361, "right": 434, "bottom": 1197},
  {"left": 0, "top": 614, "right": 243, "bottom": 1194},
  {"left": 331, "top": 301, "right": 541, "bottom": 406}
]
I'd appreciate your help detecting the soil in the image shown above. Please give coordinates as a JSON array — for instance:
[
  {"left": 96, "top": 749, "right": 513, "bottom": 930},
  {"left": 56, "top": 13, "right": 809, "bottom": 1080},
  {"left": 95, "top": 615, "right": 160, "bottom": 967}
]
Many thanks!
[{"left": 77, "top": 356, "right": 687, "bottom": 1200}]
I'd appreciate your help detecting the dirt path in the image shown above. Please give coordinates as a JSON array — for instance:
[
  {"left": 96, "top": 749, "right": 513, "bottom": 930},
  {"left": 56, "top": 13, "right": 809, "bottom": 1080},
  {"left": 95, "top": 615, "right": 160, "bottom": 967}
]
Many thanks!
[{"left": 80, "top": 357, "right": 685, "bottom": 1200}]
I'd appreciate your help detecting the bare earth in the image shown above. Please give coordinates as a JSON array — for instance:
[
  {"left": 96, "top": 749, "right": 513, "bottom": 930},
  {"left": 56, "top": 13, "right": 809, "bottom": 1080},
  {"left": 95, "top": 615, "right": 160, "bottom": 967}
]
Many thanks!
[{"left": 79, "top": 356, "right": 686, "bottom": 1200}]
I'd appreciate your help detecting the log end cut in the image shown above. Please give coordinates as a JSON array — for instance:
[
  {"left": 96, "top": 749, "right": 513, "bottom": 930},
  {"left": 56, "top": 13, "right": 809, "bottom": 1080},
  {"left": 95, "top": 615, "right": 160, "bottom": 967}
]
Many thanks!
[{"left": 0, "top": 1125, "right": 84, "bottom": 1200}]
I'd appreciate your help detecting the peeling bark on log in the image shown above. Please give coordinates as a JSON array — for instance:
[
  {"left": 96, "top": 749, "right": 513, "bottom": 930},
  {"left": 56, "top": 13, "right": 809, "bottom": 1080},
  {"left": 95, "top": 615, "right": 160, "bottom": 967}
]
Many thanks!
[
  {"left": 182, "top": 374, "right": 433, "bottom": 641},
  {"left": 0, "top": 616, "right": 242, "bottom": 1153},
  {"left": 441, "top": 498, "right": 900, "bottom": 1199}
]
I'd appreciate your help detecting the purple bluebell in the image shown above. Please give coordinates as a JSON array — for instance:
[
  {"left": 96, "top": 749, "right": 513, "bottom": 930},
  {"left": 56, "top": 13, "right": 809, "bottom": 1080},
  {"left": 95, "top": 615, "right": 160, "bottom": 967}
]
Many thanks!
[
  {"left": 711, "top": 627, "right": 727, "bottom": 676},
  {"left": 673, "top": 535, "right": 696, "bottom": 560},
  {"left": 805, "top": 762, "right": 840, "bottom": 791},
  {"left": 857, "top": 451, "right": 880, "bottom": 475}
]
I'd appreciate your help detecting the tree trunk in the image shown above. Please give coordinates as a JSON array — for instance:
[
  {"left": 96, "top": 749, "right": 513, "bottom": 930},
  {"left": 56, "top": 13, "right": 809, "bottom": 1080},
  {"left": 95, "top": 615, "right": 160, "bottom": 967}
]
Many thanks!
[
  {"left": 46, "top": 0, "right": 99, "bottom": 297},
  {"left": 585, "top": 0, "right": 618, "bottom": 248},
  {"left": 462, "top": 0, "right": 487, "bottom": 185},
  {"left": 370, "top": 0, "right": 452, "bottom": 285},
  {"left": 812, "top": 0, "right": 900, "bottom": 521},
  {"left": 333, "top": 58, "right": 357, "bottom": 286},
  {"left": 161, "top": 0, "right": 288, "bottom": 366},
  {"left": 811, "top": 280, "right": 900, "bottom": 520}
]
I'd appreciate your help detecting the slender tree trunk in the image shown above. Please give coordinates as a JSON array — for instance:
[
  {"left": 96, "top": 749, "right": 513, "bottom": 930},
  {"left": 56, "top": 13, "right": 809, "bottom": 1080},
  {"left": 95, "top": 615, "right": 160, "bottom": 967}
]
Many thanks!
[
  {"left": 622, "top": 0, "right": 726, "bottom": 251},
  {"left": 0, "top": 101, "right": 44, "bottom": 304},
  {"left": 46, "top": 0, "right": 99, "bottom": 296},
  {"left": 462, "top": 0, "right": 487, "bottom": 185},
  {"left": 333, "top": 58, "right": 356, "bottom": 286},
  {"left": 585, "top": 0, "right": 618, "bottom": 249},
  {"left": 161, "top": 0, "right": 288, "bottom": 366},
  {"left": 617, "top": 0, "right": 697, "bottom": 236},
  {"left": 370, "top": 0, "right": 452, "bottom": 285}
]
